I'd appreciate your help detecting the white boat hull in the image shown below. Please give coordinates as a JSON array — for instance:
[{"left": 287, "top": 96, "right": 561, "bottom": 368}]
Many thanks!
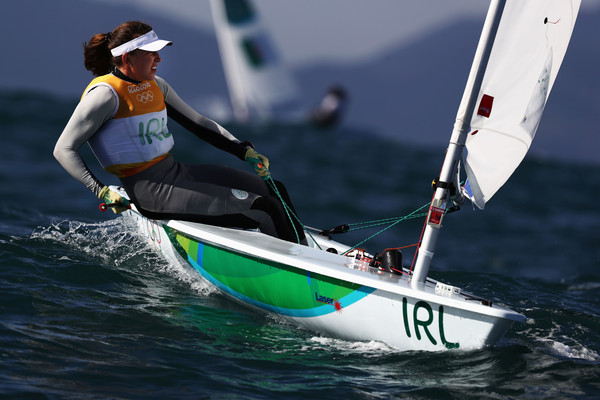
[{"left": 123, "top": 202, "right": 525, "bottom": 352}]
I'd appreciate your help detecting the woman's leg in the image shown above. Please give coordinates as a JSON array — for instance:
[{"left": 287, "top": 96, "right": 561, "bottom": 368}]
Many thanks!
[{"left": 121, "top": 156, "right": 305, "bottom": 243}]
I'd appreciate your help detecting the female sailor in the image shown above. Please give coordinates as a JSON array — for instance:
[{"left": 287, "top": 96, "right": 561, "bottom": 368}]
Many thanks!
[{"left": 54, "top": 20, "right": 306, "bottom": 244}]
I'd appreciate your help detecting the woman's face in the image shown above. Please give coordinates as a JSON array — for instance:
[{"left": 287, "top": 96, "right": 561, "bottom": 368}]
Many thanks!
[{"left": 126, "top": 50, "right": 162, "bottom": 81}]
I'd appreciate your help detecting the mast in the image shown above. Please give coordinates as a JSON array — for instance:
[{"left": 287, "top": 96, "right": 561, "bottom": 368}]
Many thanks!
[{"left": 411, "top": 0, "right": 507, "bottom": 289}]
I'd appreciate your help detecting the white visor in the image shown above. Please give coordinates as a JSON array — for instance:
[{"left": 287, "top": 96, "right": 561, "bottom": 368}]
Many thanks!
[{"left": 110, "top": 30, "right": 172, "bottom": 57}]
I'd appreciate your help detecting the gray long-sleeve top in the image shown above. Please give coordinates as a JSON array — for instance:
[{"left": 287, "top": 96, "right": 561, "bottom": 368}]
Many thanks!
[{"left": 54, "top": 75, "right": 248, "bottom": 197}]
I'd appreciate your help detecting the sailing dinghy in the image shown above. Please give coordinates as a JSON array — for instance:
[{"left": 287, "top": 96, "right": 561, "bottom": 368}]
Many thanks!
[
  {"left": 209, "top": 0, "right": 303, "bottom": 123},
  {"left": 113, "top": 0, "right": 580, "bottom": 351},
  {"left": 209, "top": 0, "right": 347, "bottom": 128}
]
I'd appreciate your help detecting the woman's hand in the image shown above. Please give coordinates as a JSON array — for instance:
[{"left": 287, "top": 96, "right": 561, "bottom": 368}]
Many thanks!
[
  {"left": 244, "top": 148, "right": 271, "bottom": 180},
  {"left": 98, "top": 186, "right": 130, "bottom": 214}
]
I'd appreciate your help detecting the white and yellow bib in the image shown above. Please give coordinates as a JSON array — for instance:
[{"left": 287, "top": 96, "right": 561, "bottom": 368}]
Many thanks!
[{"left": 85, "top": 75, "right": 174, "bottom": 177}]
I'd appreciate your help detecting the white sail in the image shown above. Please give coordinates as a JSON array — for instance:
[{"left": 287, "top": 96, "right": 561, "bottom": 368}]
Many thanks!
[
  {"left": 461, "top": 0, "right": 580, "bottom": 209},
  {"left": 412, "top": 0, "right": 580, "bottom": 286},
  {"left": 209, "top": 0, "right": 302, "bottom": 123}
]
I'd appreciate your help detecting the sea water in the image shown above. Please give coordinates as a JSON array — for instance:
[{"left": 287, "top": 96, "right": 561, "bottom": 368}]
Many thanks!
[{"left": 1, "top": 90, "right": 599, "bottom": 399}]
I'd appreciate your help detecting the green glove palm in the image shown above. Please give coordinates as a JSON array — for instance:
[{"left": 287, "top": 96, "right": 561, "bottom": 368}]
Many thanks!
[
  {"left": 245, "top": 148, "right": 271, "bottom": 180},
  {"left": 98, "top": 186, "right": 130, "bottom": 214}
]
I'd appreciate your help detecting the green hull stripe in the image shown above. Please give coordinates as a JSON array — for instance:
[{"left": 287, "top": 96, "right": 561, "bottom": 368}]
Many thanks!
[{"left": 172, "top": 231, "right": 375, "bottom": 317}]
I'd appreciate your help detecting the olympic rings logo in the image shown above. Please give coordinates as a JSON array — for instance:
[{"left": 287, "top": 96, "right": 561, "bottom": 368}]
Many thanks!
[
  {"left": 136, "top": 90, "right": 155, "bottom": 103},
  {"left": 145, "top": 218, "right": 161, "bottom": 244}
]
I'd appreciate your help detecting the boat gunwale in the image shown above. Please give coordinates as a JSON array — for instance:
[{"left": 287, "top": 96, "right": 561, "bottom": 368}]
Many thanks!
[{"left": 163, "top": 218, "right": 526, "bottom": 323}]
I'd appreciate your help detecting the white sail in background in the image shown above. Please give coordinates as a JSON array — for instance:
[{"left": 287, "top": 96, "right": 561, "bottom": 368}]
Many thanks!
[
  {"left": 209, "top": 0, "right": 302, "bottom": 123},
  {"left": 462, "top": 0, "right": 580, "bottom": 209}
]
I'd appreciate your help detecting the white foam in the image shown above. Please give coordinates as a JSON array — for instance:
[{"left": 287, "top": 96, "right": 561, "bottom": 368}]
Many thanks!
[
  {"left": 120, "top": 217, "right": 217, "bottom": 297},
  {"left": 550, "top": 340, "right": 600, "bottom": 361},
  {"left": 305, "top": 336, "right": 396, "bottom": 355},
  {"left": 532, "top": 321, "right": 600, "bottom": 362},
  {"left": 31, "top": 218, "right": 141, "bottom": 264},
  {"left": 31, "top": 217, "right": 216, "bottom": 296},
  {"left": 157, "top": 259, "right": 215, "bottom": 296}
]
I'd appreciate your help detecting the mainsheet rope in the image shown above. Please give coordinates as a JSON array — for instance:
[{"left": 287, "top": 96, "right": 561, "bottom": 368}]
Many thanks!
[
  {"left": 339, "top": 203, "right": 430, "bottom": 255},
  {"left": 265, "top": 176, "right": 313, "bottom": 247},
  {"left": 265, "top": 176, "right": 430, "bottom": 253}
]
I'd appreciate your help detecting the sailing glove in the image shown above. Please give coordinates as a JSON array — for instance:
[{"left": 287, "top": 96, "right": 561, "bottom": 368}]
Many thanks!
[
  {"left": 245, "top": 148, "right": 271, "bottom": 180},
  {"left": 98, "top": 186, "right": 130, "bottom": 214}
]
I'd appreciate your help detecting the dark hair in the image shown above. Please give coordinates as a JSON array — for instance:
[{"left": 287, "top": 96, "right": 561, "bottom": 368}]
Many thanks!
[{"left": 82, "top": 21, "right": 153, "bottom": 76}]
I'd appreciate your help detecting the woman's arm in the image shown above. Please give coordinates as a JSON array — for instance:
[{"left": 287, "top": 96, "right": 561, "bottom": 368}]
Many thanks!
[
  {"left": 155, "top": 76, "right": 251, "bottom": 160},
  {"left": 53, "top": 86, "right": 116, "bottom": 196}
]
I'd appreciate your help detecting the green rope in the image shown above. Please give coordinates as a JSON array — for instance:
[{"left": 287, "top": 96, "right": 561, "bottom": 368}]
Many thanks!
[
  {"left": 266, "top": 177, "right": 323, "bottom": 249},
  {"left": 343, "top": 210, "right": 429, "bottom": 231},
  {"left": 341, "top": 202, "right": 431, "bottom": 255},
  {"left": 266, "top": 172, "right": 432, "bottom": 254}
]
